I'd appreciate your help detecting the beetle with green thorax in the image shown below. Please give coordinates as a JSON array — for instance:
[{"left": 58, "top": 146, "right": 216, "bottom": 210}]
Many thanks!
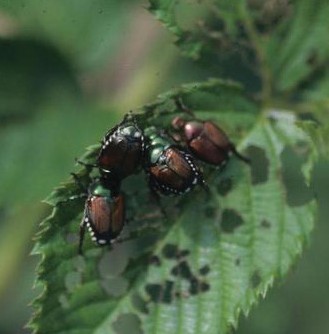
[{"left": 143, "top": 126, "right": 205, "bottom": 196}]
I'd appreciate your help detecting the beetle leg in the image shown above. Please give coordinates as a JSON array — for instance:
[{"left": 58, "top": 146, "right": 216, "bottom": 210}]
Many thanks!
[
  {"left": 198, "top": 174, "right": 211, "bottom": 196},
  {"left": 78, "top": 215, "right": 87, "bottom": 255},
  {"left": 70, "top": 173, "right": 88, "bottom": 192},
  {"left": 230, "top": 145, "right": 250, "bottom": 164},
  {"left": 56, "top": 192, "right": 87, "bottom": 205},
  {"left": 175, "top": 97, "right": 195, "bottom": 117},
  {"left": 148, "top": 183, "right": 168, "bottom": 218},
  {"left": 75, "top": 158, "right": 97, "bottom": 169}
]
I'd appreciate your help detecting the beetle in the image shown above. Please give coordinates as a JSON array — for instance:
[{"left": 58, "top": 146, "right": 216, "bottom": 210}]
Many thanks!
[
  {"left": 98, "top": 114, "right": 145, "bottom": 185},
  {"left": 172, "top": 99, "right": 250, "bottom": 167},
  {"left": 69, "top": 175, "right": 126, "bottom": 254},
  {"left": 143, "top": 126, "right": 205, "bottom": 196}
]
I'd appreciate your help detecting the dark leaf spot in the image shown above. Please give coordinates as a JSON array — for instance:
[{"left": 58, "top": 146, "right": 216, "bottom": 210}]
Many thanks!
[
  {"left": 251, "top": 271, "right": 261, "bottom": 288},
  {"left": 162, "top": 280, "right": 174, "bottom": 304},
  {"left": 101, "top": 277, "right": 128, "bottom": 297},
  {"left": 246, "top": 145, "right": 269, "bottom": 185},
  {"left": 235, "top": 258, "right": 241, "bottom": 266},
  {"left": 261, "top": 219, "right": 271, "bottom": 228},
  {"left": 281, "top": 147, "right": 314, "bottom": 207},
  {"left": 298, "top": 112, "right": 319, "bottom": 123},
  {"left": 112, "top": 313, "right": 143, "bottom": 334},
  {"left": 306, "top": 50, "right": 318, "bottom": 66},
  {"left": 145, "top": 281, "right": 174, "bottom": 304},
  {"left": 131, "top": 294, "right": 149, "bottom": 314},
  {"left": 204, "top": 206, "right": 216, "bottom": 218},
  {"left": 64, "top": 272, "right": 81, "bottom": 293},
  {"left": 217, "top": 178, "right": 233, "bottom": 196},
  {"left": 294, "top": 141, "right": 310, "bottom": 156},
  {"left": 221, "top": 209, "right": 244, "bottom": 233},
  {"left": 171, "top": 261, "right": 194, "bottom": 280},
  {"left": 200, "top": 281, "right": 210, "bottom": 292},
  {"left": 189, "top": 278, "right": 210, "bottom": 295},
  {"left": 162, "top": 243, "right": 179, "bottom": 259},
  {"left": 199, "top": 265, "right": 210, "bottom": 276},
  {"left": 149, "top": 255, "right": 161, "bottom": 266},
  {"left": 175, "top": 291, "right": 181, "bottom": 298},
  {"left": 145, "top": 284, "right": 162, "bottom": 303},
  {"left": 176, "top": 249, "right": 190, "bottom": 259}
]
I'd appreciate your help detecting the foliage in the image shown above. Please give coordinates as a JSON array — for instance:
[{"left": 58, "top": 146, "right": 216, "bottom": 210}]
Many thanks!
[
  {"left": 31, "top": 79, "right": 318, "bottom": 333},
  {"left": 0, "top": 0, "right": 324, "bottom": 333}
]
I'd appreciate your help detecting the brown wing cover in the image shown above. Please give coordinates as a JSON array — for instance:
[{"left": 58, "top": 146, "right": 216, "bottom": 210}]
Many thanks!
[
  {"left": 98, "top": 138, "right": 128, "bottom": 170},
  {"left": 121, "top": 141, "right": 141, "bottom": 176},
  {"left": 111, "top": 195, "right": 125, "bottom": 234},
  {"left": 88, "top": 197, "right": 111, "bottom": 234},
  {"left": 190, "top": 136, "right": 227, "bottom": 165},
  {"left": 98, "top": 138, "right": 141, "bottom": 177},
  {"left": 204, "top": 121, "right": 230, "bottom": 149},
  {"left": 187, "top": 121, "right": 230, "bottom": 165},
  {"left": 166, "top": 148, "right": 192, "bottom": 180},
  {"left": 150, "top": 148, "right": 192, "bottom": 190}
]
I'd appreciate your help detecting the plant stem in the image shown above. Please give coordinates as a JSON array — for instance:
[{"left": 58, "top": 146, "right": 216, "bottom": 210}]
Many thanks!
[{"left": 239, "top": 2, "right": 272, "bottom": 106}]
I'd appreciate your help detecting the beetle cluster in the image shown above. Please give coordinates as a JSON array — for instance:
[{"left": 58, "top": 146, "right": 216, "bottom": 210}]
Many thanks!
[{"left": 73, "top": 100, "right": 249, "bottom": 253}]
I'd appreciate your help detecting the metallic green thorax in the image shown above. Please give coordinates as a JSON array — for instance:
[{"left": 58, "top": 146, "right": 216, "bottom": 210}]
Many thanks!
[
  {"left": 120, "top": 125, "right": 141, "bottom": 138},
  {"left": 144, "top": 127, "right": 172, "bottom": 164},
  {"left": 89, "top": 181, "right": 112, "bottom": 198}
]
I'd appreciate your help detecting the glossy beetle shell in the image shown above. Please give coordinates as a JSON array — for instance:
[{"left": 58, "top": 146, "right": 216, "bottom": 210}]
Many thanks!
[
  {"left": 144, "top": 127, "right": 203, "bottom": 195},
  {"left": 172, "top": 117, "right": 233, "bottom": 166},
  {"left": 98, "top": 117, "right": 144, "bottom": 181},
  {"left": 149, "top": 147, "right": 201, "bottom": 195},
  {"left": 80, "top": 181, "right": 125, "bottom": 250}
]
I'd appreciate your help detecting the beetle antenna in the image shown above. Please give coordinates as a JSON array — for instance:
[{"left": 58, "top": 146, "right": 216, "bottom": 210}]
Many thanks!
[
  {"left": 78, "top": 221, "right": 86, "bottom": 255},
  {"left": 75, "top": 158, "right": 97, "bottom": 169},
  {"left": 175, "top": 97, "right": 195, "bottom": 116}
]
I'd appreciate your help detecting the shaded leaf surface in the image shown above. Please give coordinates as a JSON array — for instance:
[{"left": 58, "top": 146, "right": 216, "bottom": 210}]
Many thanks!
[
  {"left": 149, "top": 0, "right": 329, "bottom": 99},
  {"left": 32, "top": 80, "right": 317, "bottom": 334}
]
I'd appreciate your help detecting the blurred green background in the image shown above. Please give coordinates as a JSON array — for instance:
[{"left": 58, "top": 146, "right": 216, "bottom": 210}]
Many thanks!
[{"left": 0, "top": 1, "right": 328, "bottom": 333}]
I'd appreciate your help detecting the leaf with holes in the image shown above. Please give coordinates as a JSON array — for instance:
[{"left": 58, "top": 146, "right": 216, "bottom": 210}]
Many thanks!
[{"left": 30, "top": 79, "right": 318, "bottom": 334}]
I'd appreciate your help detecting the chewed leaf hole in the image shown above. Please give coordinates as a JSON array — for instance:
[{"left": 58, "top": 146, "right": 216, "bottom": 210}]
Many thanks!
[
  {"left": 132, "top": 294, "right": 149, "bottom": 314},
  {"left": 171, "top": 260, "right": 194, "bottom": 280},
  {"left": 251, "top": 270, "right": 261, "bottom": 288},
  {"left": 261, "top": 219, "right": 271, "bottom": 228},
  {"left": 221, "top": 209, "right": 244, "bottom": 233},
  {"left": 101, "top": 277, "right": 128, "bottom": 297},
  {"left": 246, "top": 145, "right": 269, "bottom": 185},
  {"left": 217, "top": 177, "right": 233, "bottom": 196},
  {"left": 112, "top": 313, "right": 143, "bottom": 334},
  {"left": 145, "top": 281, "right": 174, "bottom": 304},
  {"left": 281, "top": 146, "right": 314, "bottom": 207},
  {"left": 162, "top": 243, "right": 179, "bottom": 259}
]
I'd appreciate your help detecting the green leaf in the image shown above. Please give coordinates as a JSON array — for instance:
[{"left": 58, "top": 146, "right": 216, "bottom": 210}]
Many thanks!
[
  {"left": 149, "top": 0, "right": 329, "bottom": 101},
  {"left": 31, "top": 79, "right": 317, "bottom": 334},
  {"left": 268, "top": 0, "right": 329, "bottom": 94}
]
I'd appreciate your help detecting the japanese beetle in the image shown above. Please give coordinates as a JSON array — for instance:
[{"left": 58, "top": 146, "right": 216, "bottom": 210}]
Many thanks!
[
  {"left": 70, "top": 175, "right": 125, "bottom": 254},
  {"left": 172, "top": 99, "right": 250, "bottom": 166},
  {"left": 98, "top": 114, "right": 145, "bottom": 184},
  {"left": 143, "top": 127, "right": 205, "bottom": 196}
]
